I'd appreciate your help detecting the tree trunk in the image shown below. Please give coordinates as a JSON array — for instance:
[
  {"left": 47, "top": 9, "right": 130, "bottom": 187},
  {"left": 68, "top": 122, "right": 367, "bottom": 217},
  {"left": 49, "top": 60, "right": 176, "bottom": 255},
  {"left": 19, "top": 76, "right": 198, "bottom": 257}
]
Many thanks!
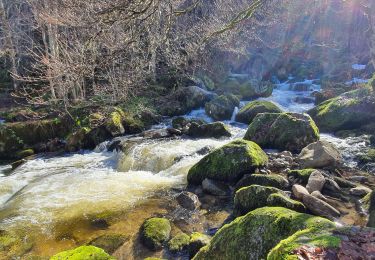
[{"left": 0, "top": 0, "right": 19, "bottom": 90}]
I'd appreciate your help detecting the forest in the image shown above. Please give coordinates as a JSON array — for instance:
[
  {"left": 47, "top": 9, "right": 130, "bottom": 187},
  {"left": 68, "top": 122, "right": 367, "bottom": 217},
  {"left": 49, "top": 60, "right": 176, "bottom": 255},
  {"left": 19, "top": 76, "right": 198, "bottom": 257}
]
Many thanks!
[{"left": 0, "top": 0, "right": 375, "bottom": 259}]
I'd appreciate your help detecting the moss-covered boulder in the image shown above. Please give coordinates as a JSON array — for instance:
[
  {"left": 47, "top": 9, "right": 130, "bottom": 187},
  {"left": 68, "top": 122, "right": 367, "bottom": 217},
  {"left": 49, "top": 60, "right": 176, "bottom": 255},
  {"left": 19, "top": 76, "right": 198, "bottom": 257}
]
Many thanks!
[
  {"left": 235, "top": 101, "right": 282, "bottom": 124},
  {"left": 287, "top": 169, "right": 315, "bottom": 184},
  {"left": 368, "top": 190, "right": 375, "bottom": 228},
  {"left": 140, "top": 218, "right": 171, "bottom": 251},
  {"left": 205, "top": 94, "right": 240, "bottom": 120},
  {"left": 187, "top": 122, "right": 231, "bottom": 139},
  {"left": 168, "top": 233, "right": 190, "bottom": 253},
  {"left": 217, "top": 78, "right": 273, "bottom": 99},
  {"left": 187, "top": 140, "right": 268, "bottom": 185},
  {"left": 244, "top": 113, "right": 320, "bottom": 153},
  {"left": 236, "top": 174, "right": 289, "bottom": 190},
  {"left": 188, "top": 232, "right": 211, "bottom": 257},
  {"left": 193, "top": 207, "right": 335, "bottom": 260},
  {"left": 308, "top": 86, "right": 375, "bottom": 132},
  {"left": 234, "top": 185, "right": 284, "bottom": 215},
  {"left": 50, "top": 245, "right": 114, "bottom": 260},
  {"left": 266, "top": 193, "right": 306, "bottom": 212},
  {"left": 89, "top": 234, "right": 129, "bottom": 254}
]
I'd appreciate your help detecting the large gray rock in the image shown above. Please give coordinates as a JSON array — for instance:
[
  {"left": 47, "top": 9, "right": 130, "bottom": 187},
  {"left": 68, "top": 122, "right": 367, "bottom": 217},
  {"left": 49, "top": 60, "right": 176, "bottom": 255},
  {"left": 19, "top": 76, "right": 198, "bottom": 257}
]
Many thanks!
[
  {"left": 306, "top": 170, "right": 326, "bottom": 193},
  {"left": 302, "top": 194, "right": 340, "bottom": 220},
  {"left": 298, "top": 141, "right": 343, "bottom": 169}
]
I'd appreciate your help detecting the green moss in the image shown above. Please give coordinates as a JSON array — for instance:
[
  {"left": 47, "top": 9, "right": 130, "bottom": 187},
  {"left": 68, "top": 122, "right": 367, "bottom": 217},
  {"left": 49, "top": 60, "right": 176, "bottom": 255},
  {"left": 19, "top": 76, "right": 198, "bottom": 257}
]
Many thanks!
[
  {"left": 15, "top": 148, "right": 34, "bottom": 159},
  {"left": 266, "top": 193, "right": 306, "bottom": 213},
  {"left": 50, "top": 245, "right": 114, "bottom": 260},
  {"left": 244, "top": 113, "right": 319, "bottom": 153},
  {"left": 268, "top": 228, "right": 341, "bottom": 260},
  {"left": 236, "top": 174, "right": 289, "bottom": 190},
  {"left": 0, "top": 231, "right": 34, "bottom": 258},
  {"left": 187, "top": 139, "right": 268, "bottom": 185},
  {"left": 189, "top": 232, "right": 211, "bottom": 257},
  {"left": 234, "top": 185, "right": 283, "bottom": 216},
  {"left": 193, "top": 207, "right": 335, "bottom": 260},
  {"left": 308, "top": 86, "right": 375, "bottom": 132},
  {"left": 105, "top": 110, "right": 125, "bottom": 137},
  {"left": 287, "top": 169, "right": 315, "bottom": 184},
  {"left": 359, "top": 149, "right": 375, "bottom": 163},
  {"left": 89, "top": 234, "right": 129, "bottom": 254},
  {"left": 236, "top": 101, "right": 282, "bottom": 124},
  {"left": 168, "top": 233, "right": 190, "bottom": 253},
  {"left": 140, "top": 218, "right": 171, "bottom": 250}
]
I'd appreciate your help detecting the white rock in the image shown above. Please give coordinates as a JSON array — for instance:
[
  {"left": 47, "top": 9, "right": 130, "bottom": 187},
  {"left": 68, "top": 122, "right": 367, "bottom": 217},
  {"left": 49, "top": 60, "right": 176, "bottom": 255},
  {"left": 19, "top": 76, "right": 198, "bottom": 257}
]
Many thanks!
[
  {"left": 298, "top": 141, "right": 343, "bottom": 169},
  {"left": 306, "top": 170, "right": 326, "bottom": 193},
  {"left": 292, "top": 184, "right": 309, "bottom": 200}
]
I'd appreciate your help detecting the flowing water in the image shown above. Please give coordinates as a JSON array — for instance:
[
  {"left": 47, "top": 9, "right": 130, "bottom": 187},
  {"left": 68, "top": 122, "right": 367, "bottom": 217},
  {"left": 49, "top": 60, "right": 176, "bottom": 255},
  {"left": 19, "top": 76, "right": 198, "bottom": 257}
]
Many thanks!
[{"left": 0, "top": 79, "right": 371, "bottom": 258}]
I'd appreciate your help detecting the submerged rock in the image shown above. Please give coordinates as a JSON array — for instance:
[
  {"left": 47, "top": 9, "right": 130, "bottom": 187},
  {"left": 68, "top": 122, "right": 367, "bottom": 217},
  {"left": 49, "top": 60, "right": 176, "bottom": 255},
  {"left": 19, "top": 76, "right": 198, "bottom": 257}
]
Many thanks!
[
  {"left": 205, "top": 94, "right": 240, "bottom": 120},
  {"left": 176, "top": 191, "right": 201, "bottom": 210},
  {"left": 187, "top": 139, "right": 268, "bottom": 185},
  {"left": 168, "top": 233, "right": 190, "bottom": 253},
  {"left": 302, "top": 194, "right": 340, "bottom": 220},
  {"left": 308, "top": 86, "right": 375, "bottom": 132},
  {"left": 235, "top": 100, "right": 282, "bottom": 124},
  {"left": 89, "top": 234, "right": 129, "bottom": 254},
  {"left": 244, "top": 112, "right": 319, "bottom": 153},
  {"left": 234, "top": 185, "right": 283, "bottom": 215},
  {"left": 140, "top": 218, "right": 171, "bottom": 250},
  {"left": 235, "top": 174, "right": 289, "bottom": 190},
  {"left": 193, "top": 207, "right": 335, "bottom": 260},
  {"left": 187, "top": 122, "right": 231, "bottom": 139},
  {"left": 298, "top": 141, "right": 343, "bottom": 169},
  {"left": 50, "top": 246, "right": 114, "bottom": 260},
  {"left": 189, "top": 232, "right": 211, "bottom": 257},
  {"left": 202, "top": 178, "right": 230, "bottom": 196}
]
